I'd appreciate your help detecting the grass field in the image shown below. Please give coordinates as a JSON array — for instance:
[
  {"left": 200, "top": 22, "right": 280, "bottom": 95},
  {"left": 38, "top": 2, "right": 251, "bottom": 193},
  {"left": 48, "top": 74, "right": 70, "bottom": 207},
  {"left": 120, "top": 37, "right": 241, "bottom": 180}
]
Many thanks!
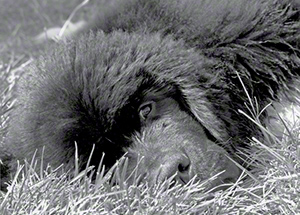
[{"left": 0, "top": 0, "right": 299, "bottom": 214}]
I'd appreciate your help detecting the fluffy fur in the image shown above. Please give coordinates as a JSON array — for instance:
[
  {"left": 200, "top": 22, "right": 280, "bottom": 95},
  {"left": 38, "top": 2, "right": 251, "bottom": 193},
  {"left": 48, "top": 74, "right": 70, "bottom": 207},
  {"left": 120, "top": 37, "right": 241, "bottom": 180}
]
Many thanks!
[
  {"left": 86, "top": 0, "right": 300, "bottom": 143},
  {"left": 1, "top": 0, "right": 299, "bottom": 188}
]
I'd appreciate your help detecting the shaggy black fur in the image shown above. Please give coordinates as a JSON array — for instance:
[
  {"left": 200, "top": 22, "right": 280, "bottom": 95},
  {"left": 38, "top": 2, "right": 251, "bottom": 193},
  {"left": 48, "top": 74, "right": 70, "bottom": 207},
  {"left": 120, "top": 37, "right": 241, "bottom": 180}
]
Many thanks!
[
  {"left": 84, "top": 0, "right": 300, "bottom": 146},
  {"left": 1, "top": 0, "right": 299, "bottom": 189}
]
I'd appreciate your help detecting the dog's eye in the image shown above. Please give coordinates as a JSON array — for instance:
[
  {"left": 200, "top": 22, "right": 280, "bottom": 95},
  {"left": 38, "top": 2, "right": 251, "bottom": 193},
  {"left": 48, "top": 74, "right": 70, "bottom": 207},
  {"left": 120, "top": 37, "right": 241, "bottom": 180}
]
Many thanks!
[{"left": 139, "top": 101, "right": 155, "bottom": 120}]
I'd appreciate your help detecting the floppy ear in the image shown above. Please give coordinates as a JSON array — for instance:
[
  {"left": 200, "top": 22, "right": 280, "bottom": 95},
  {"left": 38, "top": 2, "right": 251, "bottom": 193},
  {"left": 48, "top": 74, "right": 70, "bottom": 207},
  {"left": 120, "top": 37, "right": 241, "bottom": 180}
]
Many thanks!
[{"left": 180, "top": 85, "right": 228, "bottom": 142}]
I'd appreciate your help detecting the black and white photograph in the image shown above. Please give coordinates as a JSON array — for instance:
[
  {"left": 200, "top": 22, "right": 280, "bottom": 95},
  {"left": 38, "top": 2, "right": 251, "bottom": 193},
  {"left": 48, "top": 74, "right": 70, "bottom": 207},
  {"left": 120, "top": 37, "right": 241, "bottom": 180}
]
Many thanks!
[{"left": 0, "top": 0, "right": 299, "bottom": 214}]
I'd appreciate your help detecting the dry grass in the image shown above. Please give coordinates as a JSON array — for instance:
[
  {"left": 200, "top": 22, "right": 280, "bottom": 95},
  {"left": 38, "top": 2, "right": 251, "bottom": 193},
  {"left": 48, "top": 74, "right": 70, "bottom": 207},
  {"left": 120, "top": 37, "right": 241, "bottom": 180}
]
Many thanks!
[
  {"left": 0, "top": 70, "right": 299, "bottom": 213},
  {"left": 0, "top": 110, "right": 299, "bottom": 214},
  {"left": 0, "top": 0, "right": 299, "bottom": 214}
]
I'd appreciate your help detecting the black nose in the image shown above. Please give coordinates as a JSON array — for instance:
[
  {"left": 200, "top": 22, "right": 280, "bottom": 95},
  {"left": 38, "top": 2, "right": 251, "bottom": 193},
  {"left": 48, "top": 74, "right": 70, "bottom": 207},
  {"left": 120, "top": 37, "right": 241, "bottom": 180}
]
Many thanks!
[{"left": 157, "top": 153, "right": 191, "bottom": 184}]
